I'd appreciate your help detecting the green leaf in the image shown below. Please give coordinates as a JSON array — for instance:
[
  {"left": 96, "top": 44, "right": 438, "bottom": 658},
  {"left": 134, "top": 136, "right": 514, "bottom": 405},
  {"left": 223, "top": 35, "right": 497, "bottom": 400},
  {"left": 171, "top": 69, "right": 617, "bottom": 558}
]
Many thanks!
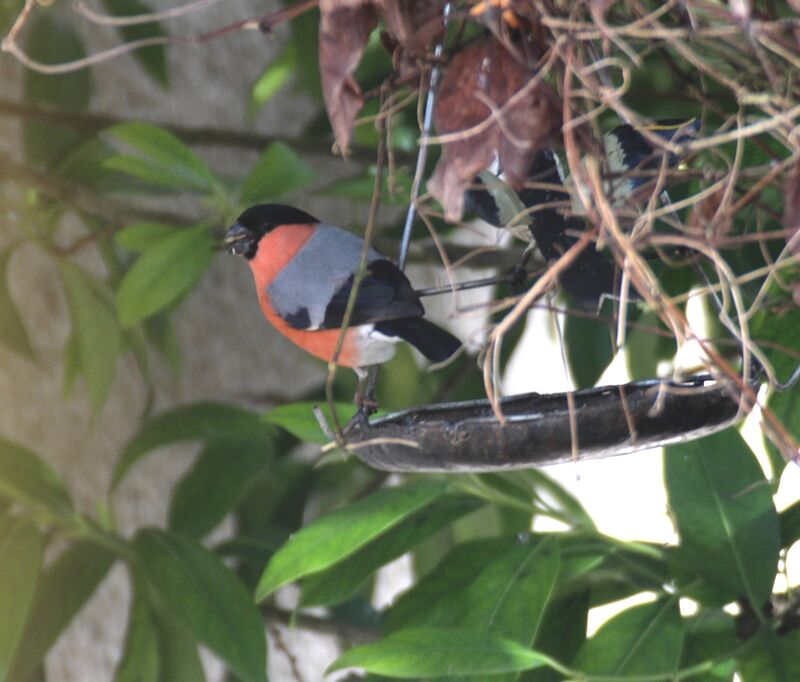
[
  {"left": 625, "top": 309, "right": 673, "bottom": 380},
  {"left": 23, "top": 13, "right": 90, "bottom": 167},
  {"left": 250, "top": 55, "right": 293, "bottom": 112},
  {"left": 113, "top": 402, "right": 268, "bottom": 489},
  {"left": 584, "top": 546, "right": 672, "bottom": 606},
  {"left": 60, "top": 262, "right": 121, "bottom": 412},
  {"left": 214, "top": 532, "right": 289, "bottom": 570},
  {"left": 0, "top": 438, "right": 72, "bottom": 516},
  {"left": 263, "top": 401, "right": 358, "bottom": 444},
  {"left": 114, "top": 573, "right": 159, "bottom": 682},
  {"left": 388, "top": 535, "right": 561, "bottom": 668},
  {"left": 549, "top": 535, "right": 612, "bottom": 582},
  {"left": 102, "top": 0, "right": 168, "bottom": 86},
  {"left": 0, "top": 517, "right": 44, "bottom": 682},
  {"left": 115, "top": 224, "right": 213, "bottom": 327},
  {"left": 169, "top": 434, "right": 275, "bottom": 539},
  {"left": 150, "top": 606, "right": 205, "bottom": 682},
  {"left": 458, "top": 537, "right": 560, "bottom": 646},
  {"left": 239, "top": 142, "right": 314, "bottom": 205},
  {"left": 250, "top": 10, "right": 322, "bottom": 112},
  {"left": 573, "top": 599, "right": 683, "bottom": 675},
  {"left": 104, "top": 123, "right": 217, "bottom": 193},
  {"left": 300, "top": 495, "right": 484, "bottom": 607},
  {"left": 115, "top": 223, "right": 179, "bottom": 253},
  {"left": 385, "top": 537, "right": 516, "bottom": 632},
  {"left": 134, "top": 528, "right": 265, "bottom": 682},
  {"left": 54, "top": 137, "right": 122, "bottom": 191},
  {"left": 680, "top": 609, "right": 736, "bottom": 682},
  {"left": 739, "top": 630, "right": 800, "bottom": 682},
  {"left": 564, "top": 312, "right": 613, "bottom": 388},
  {"left": 665, "top": 429, "right": 780, "bottom": 607},
  {"left": 115, "top": 569, "right": 207, "bottom": 682},
  {"left": 668, "top": 553, "right": 734, "bottom": 609},
  {"left": 7, "top": 542, "right": 115, "bottom": 681},
  {"left": 255, "top": 481, "right": 449, "bottom": 601},
  {"left": 524, "top": 590, "right": 590, "bottom": 682},
  {"left": 0, "top": 249, "right": 35, "bottom": 361},
  {"left": 328, "top": 627, "right": 553, "bottom": 678}
]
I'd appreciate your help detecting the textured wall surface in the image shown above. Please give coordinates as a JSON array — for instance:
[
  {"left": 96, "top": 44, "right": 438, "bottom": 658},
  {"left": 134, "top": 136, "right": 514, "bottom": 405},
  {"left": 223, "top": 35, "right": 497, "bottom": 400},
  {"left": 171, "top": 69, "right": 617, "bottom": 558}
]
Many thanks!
[{"left": 0, "top": 1, "right": 335, "bottom": 679}]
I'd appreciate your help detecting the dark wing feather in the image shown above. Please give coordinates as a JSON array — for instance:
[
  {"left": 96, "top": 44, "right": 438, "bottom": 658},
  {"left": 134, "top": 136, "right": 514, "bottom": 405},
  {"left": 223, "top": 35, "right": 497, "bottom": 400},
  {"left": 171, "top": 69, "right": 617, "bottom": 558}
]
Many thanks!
[{"left": 320, "top": 259, "right": 424, "bottom": 329}]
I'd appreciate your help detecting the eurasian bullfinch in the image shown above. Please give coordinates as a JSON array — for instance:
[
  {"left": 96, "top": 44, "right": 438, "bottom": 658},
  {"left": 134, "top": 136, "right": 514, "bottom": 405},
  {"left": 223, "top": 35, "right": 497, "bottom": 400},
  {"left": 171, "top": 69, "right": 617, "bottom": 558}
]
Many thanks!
[
  {"left": 465, "top": 119, "right": 699, "bottom": 232},
  {"left": 464, "top": 148, "right": 619, "bottom": 308},
  {"left": 225, "top": 204, "right": 461, "bottom": 386},
  {"left": 463, "top": 118, "right": 699, "bottom": 308}
]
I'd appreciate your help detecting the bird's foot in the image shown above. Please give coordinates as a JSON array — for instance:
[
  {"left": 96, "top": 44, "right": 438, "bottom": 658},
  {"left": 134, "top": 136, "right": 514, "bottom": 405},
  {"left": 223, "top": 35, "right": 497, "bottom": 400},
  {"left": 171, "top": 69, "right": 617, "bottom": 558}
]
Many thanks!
[
  {"left": 353, "top": 367, "right": 379, "bottom": 417},
  {"left": 343, "top": 399, "right": 376, "bottom": 437},
  {"left": 507, "top": 263, "right": 530, "bottom": 294},
  {"left": 506, "top": 242, "right": 536, "bottom": 294},
  {"left": 355, "top": 396, "right": 379, "bottom": 417}
]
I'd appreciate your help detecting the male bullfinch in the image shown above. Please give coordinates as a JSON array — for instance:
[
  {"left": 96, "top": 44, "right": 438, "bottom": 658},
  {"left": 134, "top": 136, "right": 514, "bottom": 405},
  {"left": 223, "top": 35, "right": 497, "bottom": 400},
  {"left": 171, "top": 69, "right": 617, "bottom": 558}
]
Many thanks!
[{"left": 225, "top": 204, "right": 461, "bottom": 391}]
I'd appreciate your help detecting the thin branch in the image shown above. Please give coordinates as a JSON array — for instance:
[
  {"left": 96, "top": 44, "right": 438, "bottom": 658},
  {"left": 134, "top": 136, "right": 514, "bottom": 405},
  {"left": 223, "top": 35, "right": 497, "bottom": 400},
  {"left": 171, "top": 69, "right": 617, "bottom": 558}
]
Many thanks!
[
  {"left": 75, "top": 0, "right": 225, "bottom": 27},
  {"left": 2, "top": 0, "right": 317, "bottom": 76},
  {"left": 325, "top": 90, "right": 389, "bottom": 440},
  {"left": 0, "top": 99, "right": 400, "bottom": 163}
]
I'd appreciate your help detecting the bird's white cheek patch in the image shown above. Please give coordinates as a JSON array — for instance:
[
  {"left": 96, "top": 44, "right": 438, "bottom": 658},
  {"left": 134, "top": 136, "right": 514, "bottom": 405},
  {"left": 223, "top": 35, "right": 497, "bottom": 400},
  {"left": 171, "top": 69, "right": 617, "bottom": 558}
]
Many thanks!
[{"left": 354, "top": 326, "right": 399, "bottom": 366}]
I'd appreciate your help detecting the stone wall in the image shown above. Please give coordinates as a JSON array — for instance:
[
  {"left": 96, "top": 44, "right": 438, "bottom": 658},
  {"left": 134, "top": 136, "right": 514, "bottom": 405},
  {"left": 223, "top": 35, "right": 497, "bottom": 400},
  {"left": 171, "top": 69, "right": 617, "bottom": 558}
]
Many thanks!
[{"left": 0, "top": 2, "right": 333, "bottom": 679}]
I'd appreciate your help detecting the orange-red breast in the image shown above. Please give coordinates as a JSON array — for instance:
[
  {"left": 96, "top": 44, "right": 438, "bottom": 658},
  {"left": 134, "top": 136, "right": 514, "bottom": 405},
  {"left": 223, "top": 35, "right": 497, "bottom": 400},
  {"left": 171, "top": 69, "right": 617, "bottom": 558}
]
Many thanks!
[{"left": 225, "top": 204, "right": 460, "bottom": 381}]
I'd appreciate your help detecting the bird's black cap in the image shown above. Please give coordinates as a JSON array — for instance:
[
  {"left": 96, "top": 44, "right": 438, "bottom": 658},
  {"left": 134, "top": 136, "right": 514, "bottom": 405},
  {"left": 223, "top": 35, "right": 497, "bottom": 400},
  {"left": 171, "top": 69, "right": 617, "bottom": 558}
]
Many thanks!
[
  {"left": 236, "top": 204, "right": 319, "bottom": 235},
  {"left": 225, "top": 204, "right": 320, "bottom": 259}
]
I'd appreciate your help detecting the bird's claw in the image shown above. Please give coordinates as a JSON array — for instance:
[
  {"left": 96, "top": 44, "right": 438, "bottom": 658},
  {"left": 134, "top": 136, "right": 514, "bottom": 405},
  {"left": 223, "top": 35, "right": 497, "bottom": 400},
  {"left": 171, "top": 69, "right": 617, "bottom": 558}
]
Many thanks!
[
  {"left": 343, "top": 400, "right": 375, "bottom": 436},
  {"left": 356, "top": 397, "right": 379, "bottom": 417},
  {"left": 507, "top": 263, "right": 530, "bottom": 294}
]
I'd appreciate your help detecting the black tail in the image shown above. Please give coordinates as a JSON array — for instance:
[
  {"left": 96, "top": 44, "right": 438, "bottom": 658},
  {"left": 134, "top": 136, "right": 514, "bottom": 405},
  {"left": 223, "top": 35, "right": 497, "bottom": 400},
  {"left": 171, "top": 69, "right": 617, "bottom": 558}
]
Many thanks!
[{"left": 375, "top": 318, "right": 460, "bottom": 363}]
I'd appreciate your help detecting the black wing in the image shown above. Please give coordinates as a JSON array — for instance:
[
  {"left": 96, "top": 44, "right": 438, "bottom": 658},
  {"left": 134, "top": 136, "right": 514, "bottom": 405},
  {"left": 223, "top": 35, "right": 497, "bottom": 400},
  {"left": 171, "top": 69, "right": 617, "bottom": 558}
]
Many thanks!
[{"left": 320, "top": 259, "right": 424, "bottom": 329}]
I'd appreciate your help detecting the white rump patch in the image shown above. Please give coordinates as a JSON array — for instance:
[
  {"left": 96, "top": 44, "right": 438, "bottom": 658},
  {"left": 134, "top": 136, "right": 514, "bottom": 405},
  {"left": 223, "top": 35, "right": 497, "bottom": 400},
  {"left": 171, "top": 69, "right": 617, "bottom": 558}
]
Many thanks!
[{"left": 354, "top": 325, "right": 400, "bottom": 366}]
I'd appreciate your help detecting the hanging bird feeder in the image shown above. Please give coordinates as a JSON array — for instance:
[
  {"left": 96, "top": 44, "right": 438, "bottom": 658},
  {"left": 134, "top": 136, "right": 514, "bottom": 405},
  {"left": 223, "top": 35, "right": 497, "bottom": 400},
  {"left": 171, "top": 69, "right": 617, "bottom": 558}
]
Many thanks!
[{"left": 346, "top": 375, "right": 754, "bottom": 472}]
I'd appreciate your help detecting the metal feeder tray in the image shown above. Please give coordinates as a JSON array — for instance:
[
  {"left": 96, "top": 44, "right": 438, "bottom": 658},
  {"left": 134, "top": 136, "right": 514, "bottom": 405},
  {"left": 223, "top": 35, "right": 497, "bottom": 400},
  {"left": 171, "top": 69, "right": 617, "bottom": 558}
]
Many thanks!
[{"left": 348, "top": 375, "right": 751, "bottom": 472}]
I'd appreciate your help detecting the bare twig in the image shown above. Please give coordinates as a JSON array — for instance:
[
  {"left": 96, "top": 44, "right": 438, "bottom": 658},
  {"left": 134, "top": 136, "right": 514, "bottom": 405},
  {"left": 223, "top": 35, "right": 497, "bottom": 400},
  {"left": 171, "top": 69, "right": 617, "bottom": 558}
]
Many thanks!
[{"left": 75, "top": 0, "right": 224, "bottom": 27}]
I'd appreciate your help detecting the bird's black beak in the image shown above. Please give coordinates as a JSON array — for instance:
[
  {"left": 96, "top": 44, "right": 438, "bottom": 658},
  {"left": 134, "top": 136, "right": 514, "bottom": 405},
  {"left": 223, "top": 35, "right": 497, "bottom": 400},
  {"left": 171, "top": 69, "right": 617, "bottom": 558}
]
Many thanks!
[{"left": 224, "top": 223, "right": 254, "bottom": 257}]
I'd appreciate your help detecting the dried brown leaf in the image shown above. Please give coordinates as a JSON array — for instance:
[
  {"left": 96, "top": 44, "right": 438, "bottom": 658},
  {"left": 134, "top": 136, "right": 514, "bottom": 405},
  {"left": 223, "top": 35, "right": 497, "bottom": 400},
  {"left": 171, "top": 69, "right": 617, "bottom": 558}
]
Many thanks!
[
  {"left": 428, "top": 39, "right": 562, "bottom": 222},
  {"left": 319, "top": 0, "right": 379, "bottom": 155}
]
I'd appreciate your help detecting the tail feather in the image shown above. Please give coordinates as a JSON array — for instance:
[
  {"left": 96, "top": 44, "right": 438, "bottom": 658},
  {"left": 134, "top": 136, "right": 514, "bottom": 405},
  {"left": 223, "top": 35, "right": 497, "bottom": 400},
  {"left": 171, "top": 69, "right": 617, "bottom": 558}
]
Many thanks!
[{"left": 375, "top": 318, "right": 460, "bottom": 363}]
